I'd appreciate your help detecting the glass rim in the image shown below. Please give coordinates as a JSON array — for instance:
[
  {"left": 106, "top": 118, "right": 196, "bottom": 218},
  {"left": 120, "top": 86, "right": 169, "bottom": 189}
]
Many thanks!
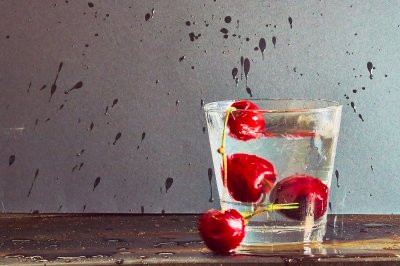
[{"left": 203, "top": 98, "right": 342, "bottom": 113}]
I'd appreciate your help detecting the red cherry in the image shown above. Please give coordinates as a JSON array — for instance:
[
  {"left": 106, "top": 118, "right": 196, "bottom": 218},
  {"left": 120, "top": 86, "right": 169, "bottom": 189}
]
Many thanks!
[
  {"left": 227, "top": 100, "right": 265, "bottom": 141},
  {"left": 269, "top": 175, "right": 328, "bottom": 221},
  {"left": 223, "top": 153, "right": 276, "bottom": 203},
  {"left": 198, "top": 209, "right": 245, "bottom": 254}
]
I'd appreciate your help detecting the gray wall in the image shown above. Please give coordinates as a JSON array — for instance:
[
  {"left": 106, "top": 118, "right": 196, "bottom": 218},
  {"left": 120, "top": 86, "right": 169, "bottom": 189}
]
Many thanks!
[{"left": 1, "top": 0, "right": 399, "bottom": 214}]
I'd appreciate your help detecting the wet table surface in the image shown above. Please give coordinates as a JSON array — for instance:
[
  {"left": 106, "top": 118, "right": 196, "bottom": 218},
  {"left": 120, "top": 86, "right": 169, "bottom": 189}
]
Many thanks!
[{"left": 0, "top": 214, "right": 399, "bottom": 265}]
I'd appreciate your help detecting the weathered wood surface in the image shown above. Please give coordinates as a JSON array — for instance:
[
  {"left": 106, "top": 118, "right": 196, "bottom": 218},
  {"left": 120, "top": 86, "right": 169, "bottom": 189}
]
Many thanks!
[{"left": 0, "top": 214, "right": 399, "bottom": 265}]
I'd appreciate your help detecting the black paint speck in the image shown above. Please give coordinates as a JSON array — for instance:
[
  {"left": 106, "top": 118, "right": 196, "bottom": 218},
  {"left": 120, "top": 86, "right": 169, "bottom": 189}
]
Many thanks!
[
  {"left": 371, "top": 165, "right": 374, "bottom": 172},
  {"left": 220, "top": 28, "right": 228, "bottom": 34},
  {"left": 232, "top": 67, "right": 238, "bottom": 86},
  {"left": 76, "top": 149, "right": 85, "bottom": 156},
  {"left": 105, "top": 106, "right": 109, "bottom": 116},
  {"left": 40, "top": 85, "right": 47, "bottom": 91},
  {"left": 79, "top": 162, "right": 84, "bottom": 170},
  {"left": 112, "top": 98, "right": 118, "bottom": 107},
  {"left": 141, "top": 132, "right": 146, "bottom": 141},
  {"left": 113, "top": 132, "right": 122, "bottom": 145},
  {"left": 223, "top": 34, "right": 228, "bottom": 39},
  {"left": 353, "top": 89, "right": 357, "bottom": 93},
  {"left": 175, "top": 100, "right": 179, "bottom": 106},
  {"left": 90, "top": 122, "right": 94, "bottom": 131},
  {"left": 272, "top": 36, "right": 276, "bottom": 48},
  {"left": 27, "top": 169, "right": 40, "bottom": 197},
  {"left": 93, "top": 176, "right": 101, "bottom": 191},
  {"left": 288, "top": 17, "right": 293, "bottom": 28},
  {"left": 5, "top": 35, "right": 10, "bottom": 39},
  {"left": 165, "top": 177, "right": 173, "bottom": 193},
  {"left": 202, "top": 126, "right": 206, "bottom": 134},
  {"left": 243, "top": 58, "right": 250, "bottom": 85},
  {"left": 49, "top": 62, "right": 64, "bottom": 102},
  {"left": 224, "top": 16, "right": 232, "bottom": 23},
  {"left": 246, "top": 87, "right": 252, "bottom": 97},
  {"left": 64, "top": 81, "right": 83, "bottom": 94},
  {"left": 362, "top": 86, "right": 365, "bottom": 90},
  {"left": 189, "top": 32, "right": 201, "bottom": 42},
  {"left": 208, "top": 168, "right": 214, "bottom": 202},
  {"left": 88, "top": 2, "right": 94, "bottom": 8},
  {"left": 145, "top": 13, "right": 151, "bottom": 21},
  {"left": 358, "top": 114, "right": 364, "bottom": 122},
  {"left": 9, "top": 155, "right": 15, "bottom": 166},
  {"left": 367, "top": 61, "right": 373, "bottom": 79},
  {"left": 179, "top": 56, "right": 185, "bottom": 62},
  {"left": 350, "top": 102, "right": 356, "bottom": 113},
  {"left": 335, "top": 170, "right": 340, "bottom": 188},
  {"left": 59, "top": 104, "right": 64, "bottom": 110},
  {"left": 329, "top": 202, "right": 332, "bottom": 212},
  {"left": 185, "top": 21, "right": 191, "bottom": 26},
  {"left": 245, "top": 37, "right": 250, "bottom": 42},
  {"left": 27, "top": 82, "right": 32, "bottom": 93},
  {"left": 259, "top": 38, "right": 266, "bottom": 59}
]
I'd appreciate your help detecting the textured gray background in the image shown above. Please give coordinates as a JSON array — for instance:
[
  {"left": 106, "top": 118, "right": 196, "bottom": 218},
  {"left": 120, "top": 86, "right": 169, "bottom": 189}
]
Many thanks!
[{"left": 0, "top": 0, "right": 399, "bottom": 214}]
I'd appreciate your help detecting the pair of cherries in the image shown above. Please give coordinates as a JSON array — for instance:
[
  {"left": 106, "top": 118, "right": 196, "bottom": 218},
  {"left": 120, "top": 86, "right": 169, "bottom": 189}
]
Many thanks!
[{"left": 199, "top": 100, "right": 329, "bottom": 254}]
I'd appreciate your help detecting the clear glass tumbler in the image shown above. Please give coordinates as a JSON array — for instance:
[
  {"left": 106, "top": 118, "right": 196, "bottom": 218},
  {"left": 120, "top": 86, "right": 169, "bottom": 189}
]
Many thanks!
[{"left": 204, "top": 99, "right": 342, "bottom": 246}]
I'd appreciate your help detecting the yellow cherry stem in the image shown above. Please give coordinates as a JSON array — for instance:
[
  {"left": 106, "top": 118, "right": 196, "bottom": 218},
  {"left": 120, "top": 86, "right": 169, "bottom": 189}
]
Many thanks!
[
  {"left": 217, "top": 106, "right": 237, "bottom": 209},
  {"left": 244, "top": 203, "right": 300, "bottom": 220}
]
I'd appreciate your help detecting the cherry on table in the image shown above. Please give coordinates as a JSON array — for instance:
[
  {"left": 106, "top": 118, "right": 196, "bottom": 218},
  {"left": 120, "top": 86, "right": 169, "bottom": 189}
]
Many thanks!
[
  {"left": 269, "top": 174, "right": 328, "bottom": 221},
  {"left": 198, "top": 209, "right": 245, "bottom": 254},
  {"left": 227, "top": 100, "right": 265, "bottom": 141},
  {"left": 224, "top": 153, "right": 276, "bottom": 203}
]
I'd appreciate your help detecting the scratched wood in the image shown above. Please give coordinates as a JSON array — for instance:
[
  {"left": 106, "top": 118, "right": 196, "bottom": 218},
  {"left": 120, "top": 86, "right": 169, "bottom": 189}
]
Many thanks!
[{"left": 0, "top": 214, "right": 399, "bottom": 265}]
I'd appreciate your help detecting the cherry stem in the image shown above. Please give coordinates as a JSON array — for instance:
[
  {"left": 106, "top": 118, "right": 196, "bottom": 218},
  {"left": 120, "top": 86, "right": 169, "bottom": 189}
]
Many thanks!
[
  {"left": 218, "top": 106, "right": 236, "bottom": 210},
  {"left": 244, "top": 203, "right": 300, "bottom": 220}
]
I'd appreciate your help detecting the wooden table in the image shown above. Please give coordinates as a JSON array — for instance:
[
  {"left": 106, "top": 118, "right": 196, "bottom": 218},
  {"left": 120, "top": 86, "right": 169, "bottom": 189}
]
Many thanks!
[{"left": 0, "top": 214, "right": 399, "bottom": 265}]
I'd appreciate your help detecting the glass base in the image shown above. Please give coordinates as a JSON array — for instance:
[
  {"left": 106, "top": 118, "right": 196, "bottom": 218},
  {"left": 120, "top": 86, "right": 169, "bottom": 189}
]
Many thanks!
[{"left": 241, "top": 222, "right": 326, "bottom": 246}]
